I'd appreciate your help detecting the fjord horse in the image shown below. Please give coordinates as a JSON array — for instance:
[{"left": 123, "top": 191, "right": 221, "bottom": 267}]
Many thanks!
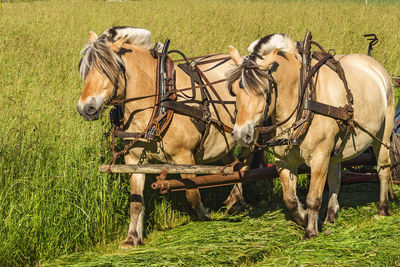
[
  {"left": 227, "top": 34, "right": 395, "bottom": 238},
  {"left": 77, "top": 27, "right": 251, "bottom": 247}
]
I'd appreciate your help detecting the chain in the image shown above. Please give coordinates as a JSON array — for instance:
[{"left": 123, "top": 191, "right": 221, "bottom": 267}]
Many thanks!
[
  {"left": 254, "top": 125, "right": 294, "bottom": 149},
  {"left": 106, "top": 119, "right": 163, "bottom": 173}
]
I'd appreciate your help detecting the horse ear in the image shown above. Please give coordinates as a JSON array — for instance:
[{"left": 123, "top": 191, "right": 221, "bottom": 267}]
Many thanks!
[
  {"left": 229, "top": 46, "right": 243, "bottom": 65},
  {"left": 88, "top": 31, "right": 98, "bottom": 43},
  {"left": 110, "top": 35, "right": 127, "bottom": 53},
  {"left": 259, "top": 49, "right": 278, "bottom": 70}
]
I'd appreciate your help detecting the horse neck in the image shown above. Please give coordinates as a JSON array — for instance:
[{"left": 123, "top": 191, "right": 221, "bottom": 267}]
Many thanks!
[
  {"left": 195, "top": 56, "right": 236, "bottom": 102},
  {"left": 272, "top": 54, "right": 300, "bottom": 124}
]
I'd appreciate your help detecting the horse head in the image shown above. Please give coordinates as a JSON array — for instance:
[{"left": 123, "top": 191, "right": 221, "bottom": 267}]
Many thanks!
[
  {"left": 76, "top": 27, "right": 152, "bottom": 120},
  {"left": 227, "top": 34, "right": 300, "bottom": 146}
]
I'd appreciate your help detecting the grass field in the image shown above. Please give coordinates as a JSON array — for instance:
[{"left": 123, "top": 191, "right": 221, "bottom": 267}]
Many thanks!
[{"left": 1, "top": 0, "right": 400, "bottom": 266}]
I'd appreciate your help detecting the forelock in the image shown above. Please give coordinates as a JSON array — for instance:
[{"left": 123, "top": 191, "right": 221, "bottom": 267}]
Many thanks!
[
  {"left": 226, "top": 58, "right": 273, "bottom": 96},
  {"left": 79, "top": 38, "right": 123, "bottom": 83}
]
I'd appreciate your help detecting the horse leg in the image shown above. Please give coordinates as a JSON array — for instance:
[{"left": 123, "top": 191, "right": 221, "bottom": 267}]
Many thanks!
[
  {"left": 373, "top": 142, "right": 391, "bottom": 216},
  {"left": 324, "top": 161, "right": 341, "bottom": 224},
  {"left": 184, "top": 185, "right": 211, "bottom": 220},
  {"left": 222, "top": 149, "right": 254, "bottom": 213},
  {"left": 120, "top": 173, "right": 145, "bottom": 248},
  {"left": 223, "top": 183, "right": 246, "bottom": 214},
  {"left": 173, "top": 153, "right": 211, "bottom": 221},
  {"left": 305, "top": 152, "right": 330, "bottom": 238},
  {"left": 276, "top": 160, "right": 306, "bottom": 226}
]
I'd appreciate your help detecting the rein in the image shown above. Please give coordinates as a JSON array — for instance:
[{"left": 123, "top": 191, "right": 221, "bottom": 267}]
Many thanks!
[{"left": 109, "top": 78, "right": 227, "bottom": 106}]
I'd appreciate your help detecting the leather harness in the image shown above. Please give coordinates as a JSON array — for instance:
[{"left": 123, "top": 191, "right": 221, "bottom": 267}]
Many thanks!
[
  {"left": 255, "top": 31, "right": 357, "bottom": 156},
  {"left": 107, "top": 39, "right": 235, "bottom": 166}
]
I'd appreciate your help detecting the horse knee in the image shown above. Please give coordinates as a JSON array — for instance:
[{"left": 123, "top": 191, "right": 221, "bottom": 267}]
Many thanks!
[
  {"left": 283, "top": 195, "right": 299, "bottom": 211},
  {"left": 306, "top": 196, "right": 322, "bottom": 211}
]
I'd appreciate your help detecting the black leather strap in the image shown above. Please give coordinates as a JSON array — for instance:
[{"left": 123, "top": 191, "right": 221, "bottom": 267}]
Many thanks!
[{"left": 129, "top": 194, "right": 143, "bottom": 203}]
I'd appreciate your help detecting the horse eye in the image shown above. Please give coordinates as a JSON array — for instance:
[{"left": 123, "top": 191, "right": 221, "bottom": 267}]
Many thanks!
[{"left": 239, "top": 80, "right": 244, "bottom": 89}]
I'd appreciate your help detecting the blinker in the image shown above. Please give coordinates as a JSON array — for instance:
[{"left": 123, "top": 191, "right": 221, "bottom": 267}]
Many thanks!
[{"left": 239, "top": 80, "right": 244, "bottom": 89}]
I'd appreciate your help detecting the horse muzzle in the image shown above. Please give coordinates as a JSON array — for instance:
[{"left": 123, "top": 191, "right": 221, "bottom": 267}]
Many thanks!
[
  {"left": 232, "top": 122, "right": 256, "bottom": 146},
  {"left": 76, "top": 98, "right": 103, "bottom": 121}
]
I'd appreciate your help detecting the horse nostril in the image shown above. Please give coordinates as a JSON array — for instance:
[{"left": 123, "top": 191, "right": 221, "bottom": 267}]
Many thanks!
[
  {"left": 84, "top": 105, "right": 97, "bottom": 115},
  {"left": 245, "top": 134, "right": 252, "bottom": 143}
]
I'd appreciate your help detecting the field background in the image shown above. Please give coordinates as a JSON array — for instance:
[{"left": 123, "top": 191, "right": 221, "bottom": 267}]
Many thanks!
[{"left": 1, "top": 0, "right": 400, "bottom": 266}]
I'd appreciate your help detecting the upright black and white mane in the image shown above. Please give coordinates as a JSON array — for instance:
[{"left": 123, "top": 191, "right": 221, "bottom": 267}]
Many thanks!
[
  {"left": 248, "top": 33, "right": 300, "bottom": 60},
  {"left": 101, "top": 26, "right": 152, "bottom": 48},
  {"left": 79, "top": 26, "right": 154, "bottom": 82},
  {"left": 227, "top": 33, "right": 299, "bottom": 95}
]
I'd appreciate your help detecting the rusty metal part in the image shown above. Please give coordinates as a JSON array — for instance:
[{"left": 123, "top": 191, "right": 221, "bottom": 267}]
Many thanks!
[
  {"left": 151, "top": 165, "right": 281, "bottom": 193},
  {"left": 156, "top": 170, "right": 169, "bottom": 194},
  {"left": 151, "top": 152, "right": 380, "bottom": 193}
]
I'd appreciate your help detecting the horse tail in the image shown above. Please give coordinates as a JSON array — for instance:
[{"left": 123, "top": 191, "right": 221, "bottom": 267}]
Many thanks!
[{"left": 389, "top": 131, "right": 400, "bottom": 181}]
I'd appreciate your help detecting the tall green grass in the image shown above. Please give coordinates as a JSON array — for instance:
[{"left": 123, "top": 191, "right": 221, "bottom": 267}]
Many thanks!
[{"left": 0, "top": 0, "right": 400, "bottom": 265}]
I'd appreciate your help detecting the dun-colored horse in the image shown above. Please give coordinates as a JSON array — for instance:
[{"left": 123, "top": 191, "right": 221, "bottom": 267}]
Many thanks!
[
  {"left": 77, "top": 26, "right": 252, "bottom": 247},
  {"left": 227, "top": 33, "right": 395, "bottom": 238}
]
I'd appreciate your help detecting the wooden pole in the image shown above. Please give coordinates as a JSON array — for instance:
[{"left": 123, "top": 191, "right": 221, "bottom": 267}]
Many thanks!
[{"left": 99, "top": 164, "right": 234, "bottom": 175}]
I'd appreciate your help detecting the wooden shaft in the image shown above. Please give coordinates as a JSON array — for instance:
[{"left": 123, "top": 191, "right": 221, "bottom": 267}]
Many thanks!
[{"left": 99, "top": 164, "right": 234, "bottom": 175}]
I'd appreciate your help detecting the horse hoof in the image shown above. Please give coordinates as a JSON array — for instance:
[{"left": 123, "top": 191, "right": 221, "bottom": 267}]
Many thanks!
[
  {"left": 227, "top": 199, "right": 247, "bottom": 215},
  {"left": 120, "top": 238, "right": 144, "bottom": 249},
  {"left": 324, "top": 206, "right": 338, "bottom": 224},
  {"left": 324, "top": 216, "right": 336, "bottom": 225},
  {"left": 376, "top": 209, "right": 390, "bottom": 216},
  {"left": 201, "top": 212, "right": 212, "bottom": 221},
  {"left": 304, "top": 230, "right": 318, "bottom": 239},
  {"left": 377, "top": 201, "right": 390, "bottom": 216}
]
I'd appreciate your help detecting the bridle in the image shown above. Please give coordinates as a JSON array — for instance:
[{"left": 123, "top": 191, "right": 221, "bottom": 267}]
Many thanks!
[
  {"left": 104, "top": 57, "right": 128, "bottom": 106},
  {"left": 231, "top": 52, "right": 280, "bottom": 134}
]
